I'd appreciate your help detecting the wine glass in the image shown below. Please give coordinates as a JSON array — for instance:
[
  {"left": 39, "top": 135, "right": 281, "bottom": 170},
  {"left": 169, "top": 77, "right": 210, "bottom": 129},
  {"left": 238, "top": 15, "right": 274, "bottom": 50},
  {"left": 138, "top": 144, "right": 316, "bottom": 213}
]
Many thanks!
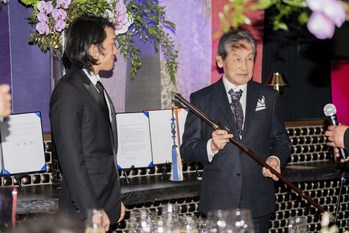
[
  {"left": 206, "top": 209, "right": 231, "bottom": 232},
  {"left": 177, "top": 215, "right": 198, "bottom": 233},
  {"left": 128, "top": 208, "right": 157, "bottom": 233},
  {"left": 85, "top": 209, "right": 104, "bottom": 233},
  {"left": 161, "top": 203, "right": 180, "bottom": 217},
  {"left": 230, "top": 209, "right": 254, "bottom": 233},
  {"left": 207, "top": 209, "right": 254, "bottom": 233},
  {"left": 159, "top": 203, "right": 181, "bottom": 232},
  {"left": 287, "top": 216, "right": 307, "bottom": 233}
]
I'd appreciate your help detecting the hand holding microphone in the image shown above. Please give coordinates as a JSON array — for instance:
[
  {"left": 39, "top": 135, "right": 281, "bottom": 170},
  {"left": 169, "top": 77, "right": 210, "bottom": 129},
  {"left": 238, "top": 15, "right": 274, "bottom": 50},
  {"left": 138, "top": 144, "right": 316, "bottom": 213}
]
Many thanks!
[{"left": 323, "top": 103, "right": 348, "bottom": 160}]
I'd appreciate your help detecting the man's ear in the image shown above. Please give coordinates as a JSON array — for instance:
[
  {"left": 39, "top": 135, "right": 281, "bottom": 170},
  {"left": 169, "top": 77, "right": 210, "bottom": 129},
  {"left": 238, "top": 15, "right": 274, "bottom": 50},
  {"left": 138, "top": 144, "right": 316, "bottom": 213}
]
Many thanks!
[
  {"left": 89, "top": 44, "right": 100, "bottom": 59},
  {"left": 216, "top": 56, "right": 223, "bottom": 68}
]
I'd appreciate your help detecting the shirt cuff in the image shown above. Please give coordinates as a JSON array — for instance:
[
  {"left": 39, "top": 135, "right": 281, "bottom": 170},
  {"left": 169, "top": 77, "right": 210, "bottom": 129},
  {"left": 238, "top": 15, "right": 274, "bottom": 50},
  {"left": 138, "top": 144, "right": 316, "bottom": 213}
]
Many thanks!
[
  {"left": 267, "top": 155, "right": 280, "bottom": 166},
  {"left": 207, "top": 139, "right": 218, "bottom": 162}
]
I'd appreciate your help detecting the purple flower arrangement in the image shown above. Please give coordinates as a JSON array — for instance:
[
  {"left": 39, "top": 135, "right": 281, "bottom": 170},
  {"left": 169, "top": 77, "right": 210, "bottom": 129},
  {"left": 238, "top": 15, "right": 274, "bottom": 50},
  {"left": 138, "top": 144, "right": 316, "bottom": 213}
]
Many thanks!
[
  {"left": 307, "top": 0, "right": 346, "bottom": 39},
  {"left": 20, "top": 0, "right": 120, "bottom": 51},
  {"left": 35, "top": 0, "right": 69, "bottom": 35},
  {"left": 20, "top": 0, "right": 178, "bottom": 82},
  {"left": 106, "top": 0, "right": 133, "bottom": 36}
]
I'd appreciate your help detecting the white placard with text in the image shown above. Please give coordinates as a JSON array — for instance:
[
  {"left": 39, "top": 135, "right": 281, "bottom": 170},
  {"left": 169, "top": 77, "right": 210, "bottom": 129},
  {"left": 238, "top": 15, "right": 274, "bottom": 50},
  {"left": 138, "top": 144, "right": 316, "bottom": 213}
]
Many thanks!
[
  {"left": 116, "top": 112, "right": 153, "bottom": 169},
  {"left": 0, "top": 112, "right": 46, "bottom": 175}
]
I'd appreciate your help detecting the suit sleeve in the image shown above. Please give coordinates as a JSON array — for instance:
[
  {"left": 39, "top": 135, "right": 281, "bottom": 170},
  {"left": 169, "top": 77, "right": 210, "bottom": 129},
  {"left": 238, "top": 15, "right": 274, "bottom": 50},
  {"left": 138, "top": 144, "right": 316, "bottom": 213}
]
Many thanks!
[
  {"left": 180, "top": 94, "right": 212, "bottom": 163},
  {"left": 269, "top": 92, "right": 292, "bottom": 166},
  {"left": 50, "top": 82, "right": 100, "bottom": 220}
]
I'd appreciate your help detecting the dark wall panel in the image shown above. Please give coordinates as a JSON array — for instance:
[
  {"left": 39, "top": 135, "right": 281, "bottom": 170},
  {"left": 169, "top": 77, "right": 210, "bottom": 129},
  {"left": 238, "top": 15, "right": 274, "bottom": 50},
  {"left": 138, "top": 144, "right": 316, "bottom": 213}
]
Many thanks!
[
  {"left": 262, "top": 9, "right": 332, "bottom": 121},
  {"left": 125, "top": 36, "right": 161, "bottom": 112},
  {"left": 0, "top": 5, "right": 11, "bottom": 85}
]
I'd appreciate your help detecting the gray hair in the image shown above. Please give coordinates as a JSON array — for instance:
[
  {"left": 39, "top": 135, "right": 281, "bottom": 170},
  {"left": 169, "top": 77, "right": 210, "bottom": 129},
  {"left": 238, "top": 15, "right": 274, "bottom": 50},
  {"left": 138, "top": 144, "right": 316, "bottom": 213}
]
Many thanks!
[{"left": 217, "top": 29, "right": 256, "bottom": 60}]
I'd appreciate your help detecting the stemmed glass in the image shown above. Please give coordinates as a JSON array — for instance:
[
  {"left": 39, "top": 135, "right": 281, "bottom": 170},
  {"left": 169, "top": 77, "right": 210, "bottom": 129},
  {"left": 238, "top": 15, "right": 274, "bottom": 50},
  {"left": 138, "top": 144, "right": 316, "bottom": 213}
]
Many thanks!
[
  {"left": 230, "top": 209, "right": 254, "bottom": 232},
  {"left": 159, "top": 203, "right": 181, "bottom": 232},
  {"left": 85, "top": 209, "right": 105, "bottom": 233},
  {"left": 128, "top": 208, "right": 158, "bottom": 233},
  {"left": 287, "top": 216, "right": 307, "bottom": 233},
  {"left": 206, "top": 209, "right": 254, "bottom": 233}
]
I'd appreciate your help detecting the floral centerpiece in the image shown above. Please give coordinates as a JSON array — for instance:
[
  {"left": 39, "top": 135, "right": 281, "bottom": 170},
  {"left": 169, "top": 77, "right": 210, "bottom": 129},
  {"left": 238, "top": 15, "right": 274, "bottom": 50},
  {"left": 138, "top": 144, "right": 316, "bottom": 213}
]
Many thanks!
[
  {"left": 219, "top": 0, "right": 347, "bottom": 40},
  {"left": 19, "top": 0, "right": 178, "bottom": 82}
]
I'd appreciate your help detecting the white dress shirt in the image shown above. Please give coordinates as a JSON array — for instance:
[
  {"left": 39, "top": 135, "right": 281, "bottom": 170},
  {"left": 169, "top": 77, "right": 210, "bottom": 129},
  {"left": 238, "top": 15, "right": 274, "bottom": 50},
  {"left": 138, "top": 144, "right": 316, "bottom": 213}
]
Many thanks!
[{"left": 206, "top": 76, "right": 247, "bottom": 161}]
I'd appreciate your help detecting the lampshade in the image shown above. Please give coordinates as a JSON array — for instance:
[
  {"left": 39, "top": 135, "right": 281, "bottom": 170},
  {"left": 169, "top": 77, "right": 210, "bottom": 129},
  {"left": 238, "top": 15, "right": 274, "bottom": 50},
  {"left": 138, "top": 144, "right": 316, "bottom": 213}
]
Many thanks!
[{"left": 265, "top": 72, "right": 288, "bottom": 94}]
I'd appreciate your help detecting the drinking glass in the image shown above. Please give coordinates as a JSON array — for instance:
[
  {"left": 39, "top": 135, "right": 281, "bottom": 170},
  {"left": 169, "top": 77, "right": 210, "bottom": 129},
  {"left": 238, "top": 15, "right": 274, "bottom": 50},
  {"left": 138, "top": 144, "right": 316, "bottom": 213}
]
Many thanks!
[
  {"left": 207, "top": 209, "right": 254, "bottom": 233},
  {"left": 158, "top": 203, "right": 181, "bottom": 232},
  {"left": 177, "top": 215, "right": 198, "bottom": 233},
  {"left": 161, "top": 203, "right": 180, "bottom": 217},
  {"left": 206, "top": 209, "right": 229, "bottom": 232},
  {"left": 230, "top": 209, "right": 254, "bottom": 233},
  {"left": 287, "top": 216, "right": 307, "bottom": 233},
  {"left": 85, "top": 209, "right": 104, "bottom": 233},
  {"left": 128, "top": 208, "right": 157, "bottom": 233}
]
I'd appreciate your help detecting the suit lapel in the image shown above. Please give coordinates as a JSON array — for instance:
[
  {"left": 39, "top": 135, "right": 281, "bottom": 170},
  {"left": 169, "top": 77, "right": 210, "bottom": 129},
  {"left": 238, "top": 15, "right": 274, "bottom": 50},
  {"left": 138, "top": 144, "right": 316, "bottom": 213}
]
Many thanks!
[
  {"left": 242, "top": 81, "right": 259, "bottom": 139},
  {"left": 212, "top": 79, "right": 239, "bottom": 136},
  {"left": 105, "top": 91, "right": 118, "bottom": 157},
  {"left": 70, "top": 69, "right": 115, "bottom": 150},
  {"left": 82, "top": 76, "right": 109, "bottom": 119},
  {"left": 71, "top": 69, "right": 102, "bottom": 112}
]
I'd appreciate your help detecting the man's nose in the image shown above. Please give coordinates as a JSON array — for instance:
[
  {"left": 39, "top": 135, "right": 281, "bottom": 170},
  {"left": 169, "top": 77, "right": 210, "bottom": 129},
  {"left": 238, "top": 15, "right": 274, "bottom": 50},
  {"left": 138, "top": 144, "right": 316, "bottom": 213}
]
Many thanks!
[{"left": 240, "top": 59, "right": 248, "bottom": 70}]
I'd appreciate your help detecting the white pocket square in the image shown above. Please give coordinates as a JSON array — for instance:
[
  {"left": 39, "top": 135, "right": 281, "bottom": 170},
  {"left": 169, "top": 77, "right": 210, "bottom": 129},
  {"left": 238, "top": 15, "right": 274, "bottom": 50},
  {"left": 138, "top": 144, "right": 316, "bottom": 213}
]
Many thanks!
[{"left": 255, "top": 96, "right": 266, "bottom": 111}]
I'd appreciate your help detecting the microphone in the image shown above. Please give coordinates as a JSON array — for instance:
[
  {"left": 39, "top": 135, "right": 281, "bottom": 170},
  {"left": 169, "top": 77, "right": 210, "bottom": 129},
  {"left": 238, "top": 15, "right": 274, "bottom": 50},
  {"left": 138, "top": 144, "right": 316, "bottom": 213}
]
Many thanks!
[{"left": 323, "top": 103, "right": 347, "bottom": 159}]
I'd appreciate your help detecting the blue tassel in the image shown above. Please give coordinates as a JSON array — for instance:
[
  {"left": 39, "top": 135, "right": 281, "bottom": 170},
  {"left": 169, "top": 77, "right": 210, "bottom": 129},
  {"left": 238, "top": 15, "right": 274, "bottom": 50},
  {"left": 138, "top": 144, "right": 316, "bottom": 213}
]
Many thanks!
[{"left": 171, "top": 145, "right": 179, "bottom": 181}]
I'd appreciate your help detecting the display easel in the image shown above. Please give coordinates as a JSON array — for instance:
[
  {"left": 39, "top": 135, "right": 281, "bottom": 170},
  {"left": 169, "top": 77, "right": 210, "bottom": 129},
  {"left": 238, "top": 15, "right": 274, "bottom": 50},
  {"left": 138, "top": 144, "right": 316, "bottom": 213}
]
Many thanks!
[{"left": 121, "top": 165, "right": 135, "bottom": 184}]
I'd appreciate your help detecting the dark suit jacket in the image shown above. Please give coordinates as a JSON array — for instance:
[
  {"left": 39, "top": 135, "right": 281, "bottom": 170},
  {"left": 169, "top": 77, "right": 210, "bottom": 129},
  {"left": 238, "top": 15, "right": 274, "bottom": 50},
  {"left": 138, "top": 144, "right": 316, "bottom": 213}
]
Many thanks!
[
  {"left": 50, "top": 68, "right": 121, "bottom": 224},
  {"left": 180, "top": 78, "right": 291, "bottom": 217}
]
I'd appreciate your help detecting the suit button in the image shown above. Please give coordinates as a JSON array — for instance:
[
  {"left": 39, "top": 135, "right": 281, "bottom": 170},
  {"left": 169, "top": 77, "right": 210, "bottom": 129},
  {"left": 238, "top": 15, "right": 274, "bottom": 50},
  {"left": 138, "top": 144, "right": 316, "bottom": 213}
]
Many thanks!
[{"left": 236, "top": 173, "right": 241, "bottom": 176}]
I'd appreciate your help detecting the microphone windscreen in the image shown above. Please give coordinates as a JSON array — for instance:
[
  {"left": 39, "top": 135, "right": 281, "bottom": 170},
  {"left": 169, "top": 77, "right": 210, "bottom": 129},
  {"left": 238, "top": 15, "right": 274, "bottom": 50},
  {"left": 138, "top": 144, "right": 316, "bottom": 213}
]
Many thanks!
[{"left": 323, "top": 103, "right": 337, "bottom": 117}]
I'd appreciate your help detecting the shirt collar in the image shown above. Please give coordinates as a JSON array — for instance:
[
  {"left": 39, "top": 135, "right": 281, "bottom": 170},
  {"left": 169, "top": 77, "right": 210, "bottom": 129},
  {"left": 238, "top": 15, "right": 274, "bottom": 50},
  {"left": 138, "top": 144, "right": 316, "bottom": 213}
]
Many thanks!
[
  {"left": 222, "top": 75, "right": 247, "bottom": 94},
  {"left": 82, "top": 69, "right": 101, "bottom": 86}
]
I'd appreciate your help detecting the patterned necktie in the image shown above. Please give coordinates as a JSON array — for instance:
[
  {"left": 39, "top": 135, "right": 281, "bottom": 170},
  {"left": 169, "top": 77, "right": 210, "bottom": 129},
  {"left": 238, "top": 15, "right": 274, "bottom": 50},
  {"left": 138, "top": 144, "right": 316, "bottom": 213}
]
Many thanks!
[
  {"left": 95, "top": 81, "right": 109, "bottom": 117},
  {"left": 228, "top": 88, "right": 244, "bottom": 137}
]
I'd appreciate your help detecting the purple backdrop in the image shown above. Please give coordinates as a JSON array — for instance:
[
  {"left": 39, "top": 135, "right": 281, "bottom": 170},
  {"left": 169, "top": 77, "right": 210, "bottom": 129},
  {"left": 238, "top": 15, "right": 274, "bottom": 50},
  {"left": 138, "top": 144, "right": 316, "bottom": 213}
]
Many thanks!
[{"left": 0, "top": 1, "right": 51, "bottom": 132}]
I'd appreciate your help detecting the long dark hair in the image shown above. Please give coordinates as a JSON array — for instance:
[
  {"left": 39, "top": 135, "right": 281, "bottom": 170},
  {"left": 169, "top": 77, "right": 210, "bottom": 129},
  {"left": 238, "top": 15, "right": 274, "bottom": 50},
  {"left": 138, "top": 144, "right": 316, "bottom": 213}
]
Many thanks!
[{"left": 62, "top": 14, "right": 114, "bottom": 72}]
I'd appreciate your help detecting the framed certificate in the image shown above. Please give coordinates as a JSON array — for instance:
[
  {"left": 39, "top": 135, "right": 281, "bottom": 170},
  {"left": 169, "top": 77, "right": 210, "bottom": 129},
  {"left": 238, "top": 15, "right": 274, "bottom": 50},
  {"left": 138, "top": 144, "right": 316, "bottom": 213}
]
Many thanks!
[
  {"left": 147, "top": 108, "right": 188, "bottom": 164},
  {"left": 115, "top": 108, "right": 188, "bottom": 169},
  {"left": 116, "top": 112, "right": 153, "bottom": 169},
  {"left": 0, "top": 112, "right": 46, "bottom": 175}
]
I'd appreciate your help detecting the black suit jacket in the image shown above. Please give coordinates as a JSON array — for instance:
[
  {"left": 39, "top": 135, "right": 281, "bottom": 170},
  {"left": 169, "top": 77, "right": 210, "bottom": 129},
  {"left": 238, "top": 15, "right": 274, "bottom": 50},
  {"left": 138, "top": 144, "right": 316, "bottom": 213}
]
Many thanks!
[
  {"left": 50, "top": 68, "right": 121, "bottom": 223},
  {"left": 180, "top": 78, "right": 291, "bottom": 217}
]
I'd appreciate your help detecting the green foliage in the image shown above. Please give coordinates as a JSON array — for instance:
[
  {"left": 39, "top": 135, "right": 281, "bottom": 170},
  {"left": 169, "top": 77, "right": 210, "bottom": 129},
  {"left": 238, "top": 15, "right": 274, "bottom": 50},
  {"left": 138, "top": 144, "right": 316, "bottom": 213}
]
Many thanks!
[
  {"left": 220, "top": 0, "right": 309, "bottom": 32},
  {"left": 19, "top": 0, "right": 39, "bottom": 5},
  {"left": 116, "top": 0, "right": 179, "bottom": 82},
  {"left": 219, "top": 0, "right": 250, "bottom": 31}
]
